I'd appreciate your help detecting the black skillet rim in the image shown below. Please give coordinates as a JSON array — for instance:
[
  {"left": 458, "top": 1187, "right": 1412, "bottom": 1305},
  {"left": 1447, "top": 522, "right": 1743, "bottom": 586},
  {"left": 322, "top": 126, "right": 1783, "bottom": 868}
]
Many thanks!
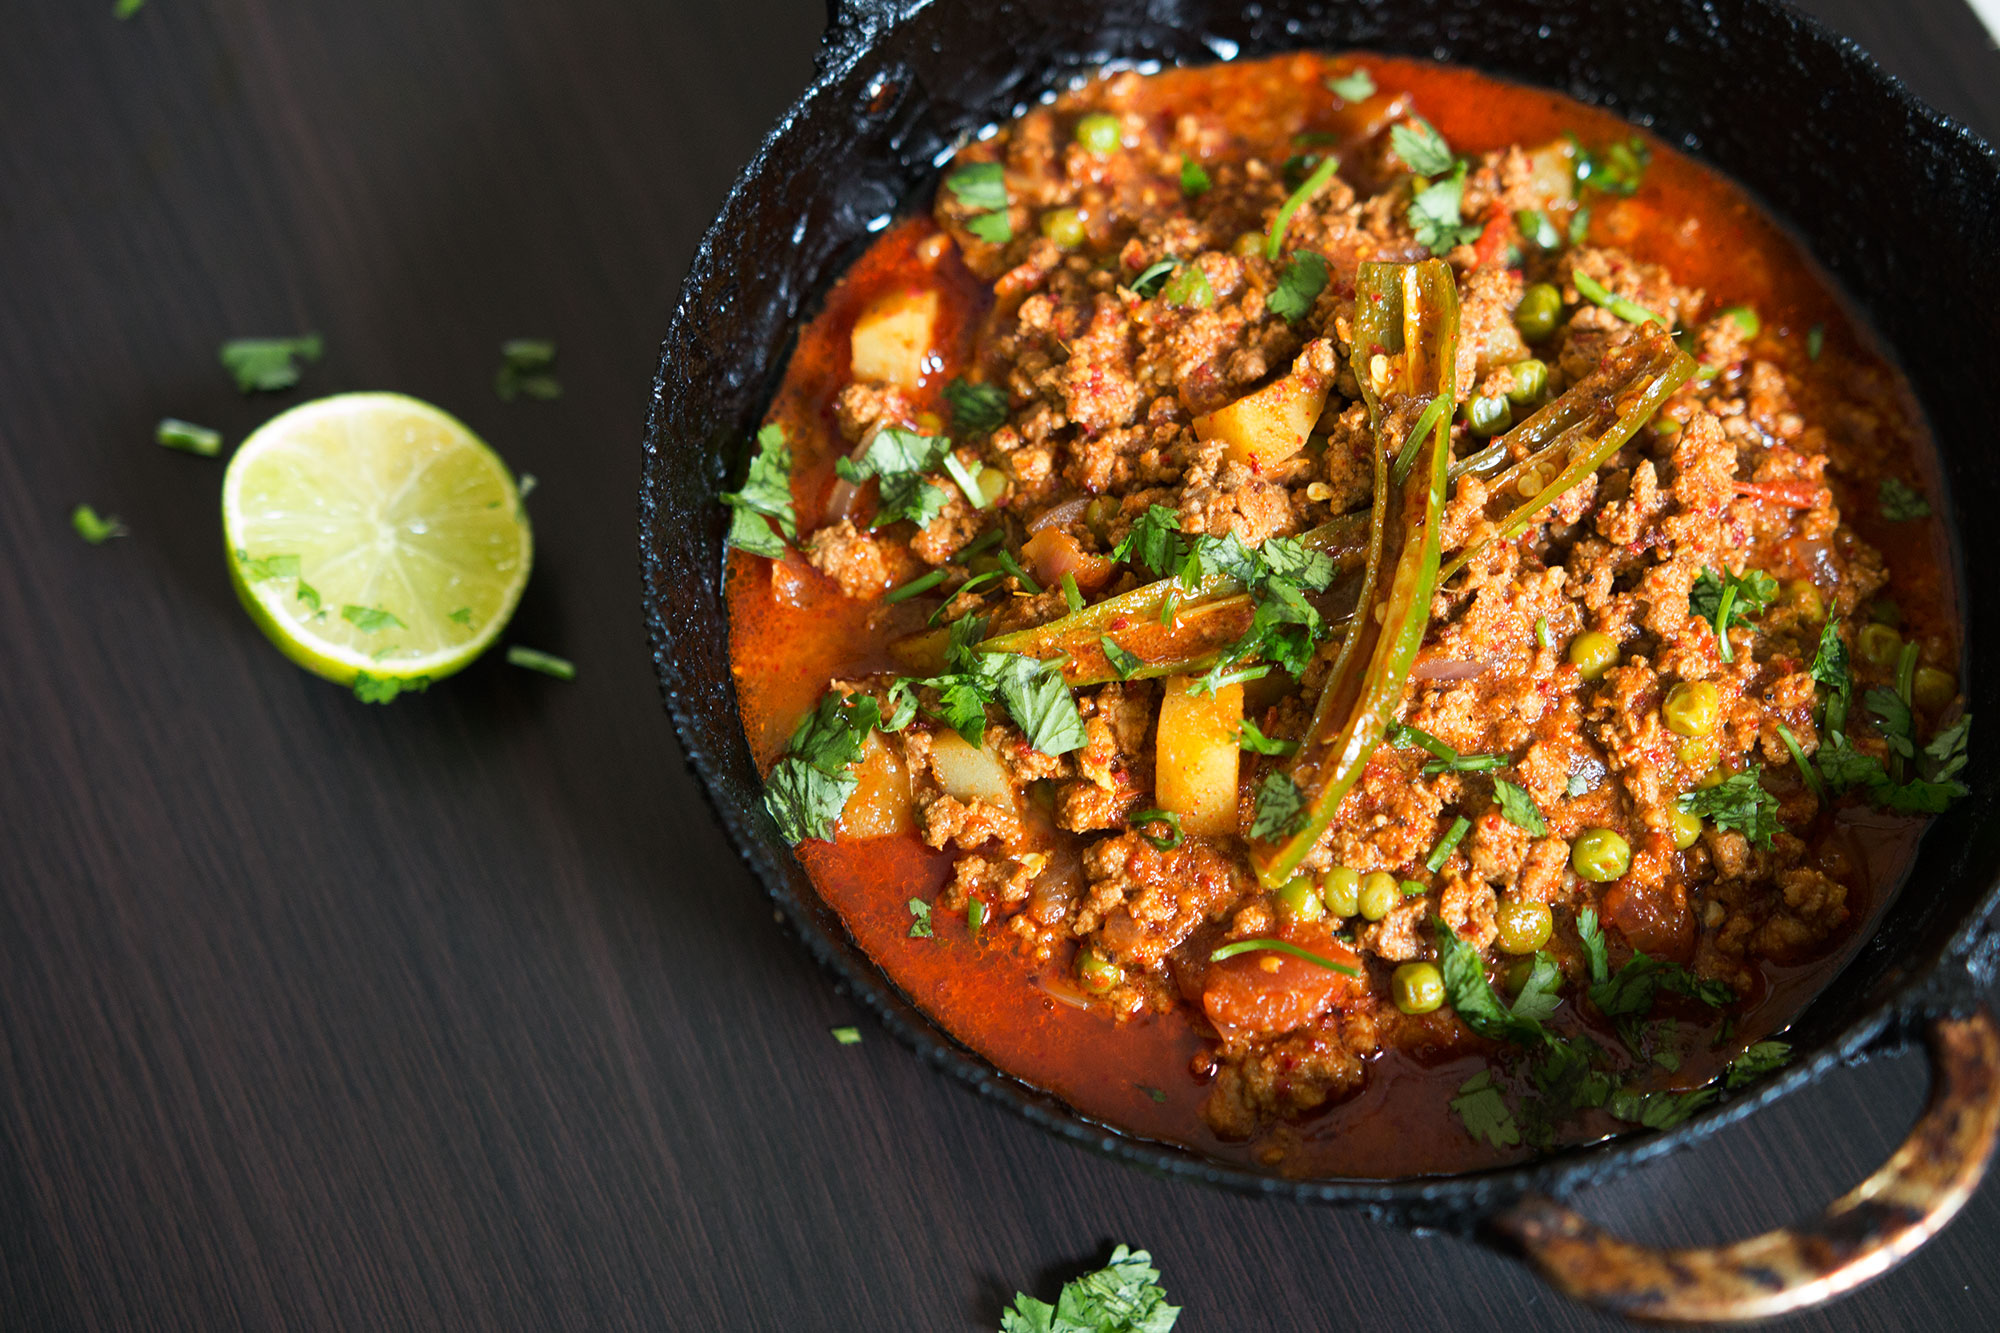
[{"left": 639, "top": 0, "right": 2000, "bottom": 1225}]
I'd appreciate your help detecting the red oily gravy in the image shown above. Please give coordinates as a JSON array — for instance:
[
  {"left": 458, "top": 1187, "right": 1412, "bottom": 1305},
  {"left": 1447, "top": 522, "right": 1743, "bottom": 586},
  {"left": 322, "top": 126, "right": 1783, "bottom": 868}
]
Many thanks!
[{"left": 725, "top": 52, "right": 1954, "bottom": 1178}]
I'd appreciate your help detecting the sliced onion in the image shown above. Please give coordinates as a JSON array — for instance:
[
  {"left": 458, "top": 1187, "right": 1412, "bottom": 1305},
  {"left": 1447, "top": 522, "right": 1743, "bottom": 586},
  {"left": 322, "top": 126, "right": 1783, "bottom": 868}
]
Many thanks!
[
  {"left": 1026, "top": 496, "right": 1090, "bottom": 533},
  {"left": 1411, "top": 656, "right": 1493, "bottom": 682},
  {"left": 824, "top": 430, "right": 882, "bottom": 525}
]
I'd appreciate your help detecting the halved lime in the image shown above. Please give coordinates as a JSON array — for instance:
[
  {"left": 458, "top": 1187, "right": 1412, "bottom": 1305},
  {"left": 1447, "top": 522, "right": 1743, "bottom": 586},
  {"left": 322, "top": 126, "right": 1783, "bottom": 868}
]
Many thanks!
[{"left": 221, "top": 392, "right": 532, "bottom": 689}]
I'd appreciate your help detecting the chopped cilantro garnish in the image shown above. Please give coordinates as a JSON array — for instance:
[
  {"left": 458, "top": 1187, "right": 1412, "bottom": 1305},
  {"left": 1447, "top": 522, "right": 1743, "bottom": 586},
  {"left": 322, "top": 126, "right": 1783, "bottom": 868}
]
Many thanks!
[
  {"left": 1179, "top": 158, "right": 1211, "bottom": 197},
  {"left": 837, "top": 426, "right": 952, "bottom": 530},
  {"left": 944, "top": 161, "right": 1011, "bottom": 242},
  {"left": 219, "top": 335, "right": 322, "bottom": 393},
  {"left": 1690, "top": 566, "right": 1778, "bottom": 662},
  {"left": 1435, "top": 918, "right": 1549, "bottom": 1046},
  {"left": 1327, "top": 67, "right": 1376, "bottom": 102},
  {"left": 1130, "top": 259, "right": 1177, "bottom": 298},
  {"left": 1807, "top": 324, "right": 1825, "bottom": 359},
  {"left": 1677, "top": 769, "right": 1782, "bottom": 848},
  {"left": 341, "top": 604, "right": 403, "bottom": 633},
  {"left": 1492, "top": 778, "right": 1547, "bottom": 835},
  {"left": 1576, "top": 908, "right": 1611, "bottom": 985},
  {"left": 1408, "top": 165, "right": 1481, "bottom": 256},
  {"left": 1426, "top": 816, "right": 1471, "bottom": 872},
  {"left": 1138, "top": 1084, "right": 1168, "bottom": 1103},
  {"left": 115, "top": 0, "right": 145, "bottom": 17},
  {"left": 236, "top": 550, "right": 302, "bottom": 581},
  {"left": 71, "top": 503, "right": 126, "bottom": 544},
  {"left": 1450, "top": 1070, "right": 1521, "bottom": 1148},
  {"left": 830, "top": 1025, "right": 862, "bottom": 1045},
  {"left": 763, "top": 689, "right": 903, "bottom": 843},
  {"left": 1000, "top": 1244, "right": 1180, "bottom": 1333},
  {"left": 1389, "top": 118, "right": 1456, "bottom": 176},
  {"left": 905, "top": 898, "right": 934, "bottom": 938},
  {"left": 965, "top": 212, "right": 1012, "bottom": 244},
  {"left": 296, "top": 581, "right": 322, "bottom": 614},
  {"left": 1061, "top": 573, "right": 1084, "bottom": 614},
  {"left": 1606, "top": 1085, "right": 1716, "bottom": 1130},
  {"left": 1590, "top": 951, "right": 1733, "bottom": 1018},
  {"left": 1515, "top": 209, "right": 1561, "bottom": 251},
  {"left": 351, "top": 671, "right": 427, "bottom": 704},
  {"left": 943, "top": 378, "right": 1008, "bottom": 435},
  {"left": 1111, "top": 505, "right": 1185, "bottom": 577},
  {"left": 1388, "top": 722, "right": 1504, "bottom": 774},
  {"left": 986, "top": 652, "right": 1087, "bottom": 756},
  {"left": 1568, "top": 204, "right": 1591, "bottom": 245},
  {"left": 1571, "top": 135, "right": 1650, "bottom": 197},
  {"left": 1237, "top": 717, "right": 1297, "bottom": 756},
  {"left": 1266, "top": 251, "right": 1328, "bottom": 323},
  {"left": 1250, "top": 771, "right": 1308, "bottom": 841},
  {"left": 1572, "top": 268, "right": 1667, "bottom": 327},
  {"left": 157, "top": 418, "right": 222, "bottom": 456},
  {"left": 721, "top": 423, "right": 797, "bottom": 559},
  {"left": 1129, "top": 808, "right": 1184, "bottom": 851},
  {"left": 495, "top": 339, "right": 561, "bottom": 401},
  {"left": 1879, "top": 476, "right": 1932, "bottom": 521},
  {"left": 937, "top": 451, "right": 989, "bottom": 511},
  {"left": 1510, "top": 953, "right": 1565, "bottom": 1023},
  {"left": 1100, "top": 635, "right": 1142, "bottom": 680},
  {"left": 1724, "top": 1040, "right": 1792, "bottom": 1089},
  {"left": 505, "top": 646, "right": 575, "bottom": 680}
]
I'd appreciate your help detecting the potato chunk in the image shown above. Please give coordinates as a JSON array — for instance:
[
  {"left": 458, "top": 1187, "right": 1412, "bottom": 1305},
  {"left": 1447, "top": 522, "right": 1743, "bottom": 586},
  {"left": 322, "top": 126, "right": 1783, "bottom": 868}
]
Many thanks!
[
  {"left": 929, "top": 730, "right": 1014, "bottom": 806},
  {"left": 1154, "top": 675, "right": 1243, "bottom": 837},
  {"left": 1192, "top": 369, "right": 1330, "bottom": 471},
  {"left": 838, "top": 733, "right": 913, "bottom": 840},
  {"left": 851, "top": 288, "right": 939, "bottom": 388}
]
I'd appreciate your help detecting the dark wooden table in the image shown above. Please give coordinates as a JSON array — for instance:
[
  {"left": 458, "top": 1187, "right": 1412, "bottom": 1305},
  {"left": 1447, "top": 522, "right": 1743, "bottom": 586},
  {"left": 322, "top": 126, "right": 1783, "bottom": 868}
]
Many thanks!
[{"left": 3, "top": 2, "right": 1996, "bottom": 1328}]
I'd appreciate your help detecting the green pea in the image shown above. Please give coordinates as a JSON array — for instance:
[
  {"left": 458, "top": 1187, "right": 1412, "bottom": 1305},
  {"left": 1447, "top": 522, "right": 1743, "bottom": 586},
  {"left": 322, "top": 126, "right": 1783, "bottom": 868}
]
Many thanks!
[
  {"left": 976, "top": 466, "right": 1009, "bottom": 507},
  {"left": 1467, "top": 395, "right": 1513, "bottom": 437},
  {"left": 1075, "top": 112, "right": 1122, "bottom": 156},
  {"left": 1392, "top": 962, "right": 1446, "bottom": 1015},
  {"left": 1662, "top": 680, "right": 1722, "bottom": 738},
  {"left": 1232, "top": 230, "right": 1266, "bottom": 259},
  {"left": 1571, "top": 828, "right": 1632, "bottom": 883},
  {"left": 1506, "top": 359, "right": 1549, "bottom": 406},
  {"left": 1321, "top": 867, "right": 1361, "bottom": 918},
  {"left": 1276, "top": 875, "right": 1325, "bottom": 923},
  {"left": 1515, "top": 282, "right": 1563, "bottom": 343},
  {"left": 1721, "top": 304, "right": 1762, "bottom": 339},
  {"left": 1083, "top": 496, "right": 1119, "bottom": 535},
  {"left": 1784, "top": 579, "right": 1824, "bottom": 622},
  {"left": 1670, "top": 806, "right": 1703, "bottom": 850},
  {"left": 1857, "top": 623, "right": 1903, "bottom": 669},
  {"left": 1077, "top": 947, "right": 1124, "bottom": 993},
  {"left": 1494, "top": 897, "right": 1553, "bottom": 954},
  {"left": 1915, "top": 666, "right": 1958, "bottom": 712},
  {"left": 1039, "top": 207, "right": 1087, "bottom": 249},
  {"left": 1568, "top": 630, "right": 1620, "bottom": 682},
  {"left": 1358, "top": 871, "right": 1399, "bottom": 922}
]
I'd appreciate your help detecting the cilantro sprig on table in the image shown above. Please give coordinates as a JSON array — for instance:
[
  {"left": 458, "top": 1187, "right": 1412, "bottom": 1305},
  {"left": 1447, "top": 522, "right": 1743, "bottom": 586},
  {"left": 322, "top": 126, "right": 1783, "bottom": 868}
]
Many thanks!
[
  {"left": 220, "top": 334, "right": 322, "bottom": 393},
  {"left": 1001, "top": 1244, "right": 1180, "bottom": 1333}
]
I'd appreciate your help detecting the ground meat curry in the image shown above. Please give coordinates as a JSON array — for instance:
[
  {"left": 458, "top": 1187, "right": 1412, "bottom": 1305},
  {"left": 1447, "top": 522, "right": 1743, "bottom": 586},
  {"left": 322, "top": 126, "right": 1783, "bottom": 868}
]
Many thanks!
[{"left": 719, "top": 53, "right": 1968, "bottom": 1177}]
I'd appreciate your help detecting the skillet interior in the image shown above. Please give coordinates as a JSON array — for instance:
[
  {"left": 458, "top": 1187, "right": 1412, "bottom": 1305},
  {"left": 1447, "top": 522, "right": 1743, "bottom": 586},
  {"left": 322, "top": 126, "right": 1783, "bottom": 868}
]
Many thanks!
[{"left": 640, "top": 0, "right": 2000, "bottom": 1226}]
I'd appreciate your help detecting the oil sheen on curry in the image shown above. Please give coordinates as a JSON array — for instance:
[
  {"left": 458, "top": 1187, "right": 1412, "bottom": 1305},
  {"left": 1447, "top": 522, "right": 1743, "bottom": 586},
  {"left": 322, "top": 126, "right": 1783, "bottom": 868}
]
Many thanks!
[{"left": 720, "top": 53, "right": 1966, "bottom": 1177}]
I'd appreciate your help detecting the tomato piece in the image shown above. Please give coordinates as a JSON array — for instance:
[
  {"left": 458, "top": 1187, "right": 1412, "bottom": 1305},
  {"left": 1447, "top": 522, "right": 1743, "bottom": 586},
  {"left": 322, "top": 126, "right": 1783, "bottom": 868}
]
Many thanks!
[
  {"left": 1201, "top": 924, "right": 1363, "bottom": 1042},
  {"left": 1021, "top": 526, "right": 1118, "bottom": 592}
]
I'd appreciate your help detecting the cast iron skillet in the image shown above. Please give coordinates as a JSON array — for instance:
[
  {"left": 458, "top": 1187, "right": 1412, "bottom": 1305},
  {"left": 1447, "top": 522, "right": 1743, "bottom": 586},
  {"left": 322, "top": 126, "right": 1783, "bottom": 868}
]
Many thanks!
[{"left": 640, "top": 0, "right": 2000, "bottom": 1318}]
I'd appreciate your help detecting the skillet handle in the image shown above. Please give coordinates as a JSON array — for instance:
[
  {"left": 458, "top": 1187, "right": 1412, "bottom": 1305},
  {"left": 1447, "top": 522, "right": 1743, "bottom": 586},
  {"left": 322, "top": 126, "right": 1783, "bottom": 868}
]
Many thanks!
[{"left": 1492, "top": 1009, "right": 2000, "bottom": 1322}]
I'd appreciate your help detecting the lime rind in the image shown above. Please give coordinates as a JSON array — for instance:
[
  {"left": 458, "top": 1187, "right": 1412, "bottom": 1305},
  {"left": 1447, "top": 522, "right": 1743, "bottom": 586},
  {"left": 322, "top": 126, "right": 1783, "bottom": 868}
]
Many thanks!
[{"left": 221, "top": 392, "right": 533, "bottom": 686}]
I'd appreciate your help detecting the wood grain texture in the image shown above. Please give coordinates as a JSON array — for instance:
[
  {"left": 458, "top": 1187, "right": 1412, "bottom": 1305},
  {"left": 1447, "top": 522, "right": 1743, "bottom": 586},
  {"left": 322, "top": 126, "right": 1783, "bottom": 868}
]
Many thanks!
[{"left": 0, "top": 1, "right": 1993, "bottom": 1328}]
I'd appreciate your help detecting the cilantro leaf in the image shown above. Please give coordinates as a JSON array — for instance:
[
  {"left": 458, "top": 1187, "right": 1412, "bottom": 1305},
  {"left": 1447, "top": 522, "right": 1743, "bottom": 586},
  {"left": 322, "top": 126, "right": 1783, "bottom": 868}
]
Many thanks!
[
  {"left": 296, "top": 581, "right": 322, "bottom": 615},
  {"left": 1435, "top": 918, "right": 1548, "bottom": 1046},
  {"left": 236, "top": 550, "right": 302, "bottom": 582},
  {"left": 1817, "top": 731, "right": 1887, "bottom": 796},
  {"left": 1879, "top": 476, "right": 1931, "bottom": 521},
  {"left": 1809, "top": 616, "right": 1850, "bottom": 696},
  {"left": 1450, "top": 1070, "right": 1521, "bottom": 1148},
  {"left": 219, "top": 334, "right": 322, "bottom": 393},
  {"left": 1492, "top": 778, "right": 1547, "bottom": 835},
  {"left": 1250, "top": 771, "right": 1307, "bottom": 841},
  {"left": 762, "top": 690, "right": 894, "bottom": 843},
  {"left": 1101, "top": 635, "right": 1142, "bottom": 680},
  {"left": 944, "top": 161, "right": 1007, "bottom": 211},
  {"left": 1866, "top": 686, "right": 1916, "bottom": 762},
  {"left": 495, "top": 339, "right": 561, "bottom": 401},
  {"left": 1510, "top": 952, "right": 1565, "bottom": 1024},
  {"left": 1576, "top": 908, "right": 1611, "bottom": 985},
  {"left": 1678, "top": 769, "right": 1782, "bottom": 847},
  {"left": 1191, "top": 530, "right": 1260, "bottom": 585},
  {"left": 1266, "top": 251, "right": 1328, "bottom": 322},
  {"left": 830, "top": 1026, "right": 862, "bottom": 1045},
  {"left": 351, "top": 671, "right": 427, "bottom": 704},
  {"left": 1111, "top": 505, "right": 1186, "bottom": 578},
  {"left": 1001, "top": 1244, "right": 1180, "bottom": 1333},
  {"left": 840, "top": 427, "right": 953, "bottom": 529},
  {"left": 1130, "top": 260, "right": 1177, "bottom": 298},
  {"left": 1590, "top": 953, "right": 1733, "bottom": 1018},
  {"left": 907, "top": 898, "right": 934, "bottom": 938},
  {"left": 1571, "top": 135, "right": 1651, "bottom": 197},
  {"left": 1725, "top": 1039, "right": 1791, "bottom": 1090},
  {"left": 71, "top": 503, "right": 126, "bottom": 544},
  {"left": 341, "top": 604, "right": 404, "bottom": 634},
  {"left": 1606, "top": 1086, "right": 1717, "bottom": 1130},
  {"left": 944, "top": 378, "right": 1008, "bottom": 435},
  {"left": 965, "top": 211, "right": 1013, "bottom": 243},
  {"left": 1237, "top": 717, "right": 1297, "bottom": 756},
  {"left": 1327, "top": 68, "right": 1376, "bottom": 102},
  {"left": 1390, "top": 118, "right": 1456, "bottom": 176},
  {"left": 1690, "top": 567, "right": 1778, "bottom": 659},
  {"left": 721, "top": 422, "right": 797, "bottom": 557},
  {"left": 984, "top": 653, "right": 1087, "bottom": 756},
  {"left": 1179, "top": 158, "right": 1211, "bottom": 197},
  {"left": 115, "top": 0, "right": 145, "bottom": 18},
  {"left": 1257, "top": 535, "right": 1336, "bottom": 591},
  {"left": 1408, "top": 166, "right": 1481, "bottom": 256}
]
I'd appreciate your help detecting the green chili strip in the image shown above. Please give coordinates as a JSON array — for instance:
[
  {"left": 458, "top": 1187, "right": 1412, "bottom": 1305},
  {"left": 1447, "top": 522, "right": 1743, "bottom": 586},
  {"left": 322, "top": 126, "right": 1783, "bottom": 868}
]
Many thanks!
[
  {"left": 1266, "top": 155, "right": 1342, "bottom": 259},
  {"left": 1391, "top": 393, "right": 1450, "bottom": 487},
  {"left": 1776, "top": 723, "right": 1826, "bottom": 805},
  {"left": 1254, "top": 259, "right": 1459, "bottom": 888},
  {"left": 1426, "top": 816, "right": 1471, "bottom": 872},
  {"left": 978, "top": 510, "right": 1369, "bottom": 686},
  {"left": 1128, "top": 808, "right": 1185, "bottom": 850},
  {"left": 1573, "top": 267, "right": 1669, "bottom": 327},
  {"left": 1209, "top": 938, "right": 1361, "bottom": 976},
  {"left": 884, "top": 568, "right": 947, "bottom": 603},
  {"left": 1440, "top": 332, "right": 1694, "bottom": 582}
]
